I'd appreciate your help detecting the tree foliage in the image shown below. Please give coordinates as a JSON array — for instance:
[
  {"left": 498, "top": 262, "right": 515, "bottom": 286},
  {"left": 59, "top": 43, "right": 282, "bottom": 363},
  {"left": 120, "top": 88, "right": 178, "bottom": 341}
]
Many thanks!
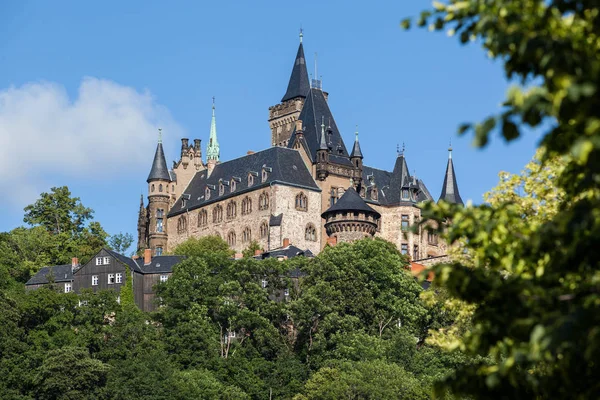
[{"left": 404, "top": 1, "right": 600, "bottom": 398}]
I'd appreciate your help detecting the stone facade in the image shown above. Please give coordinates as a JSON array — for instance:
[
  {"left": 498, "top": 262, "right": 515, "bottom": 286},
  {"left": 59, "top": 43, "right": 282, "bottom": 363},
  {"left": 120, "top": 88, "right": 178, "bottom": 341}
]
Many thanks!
[
  {"left": 166, "top": 184, "right": 321, "bottom": 255},
  {"left": 268, "top": 98, "right": 304, "bottom": 147}
]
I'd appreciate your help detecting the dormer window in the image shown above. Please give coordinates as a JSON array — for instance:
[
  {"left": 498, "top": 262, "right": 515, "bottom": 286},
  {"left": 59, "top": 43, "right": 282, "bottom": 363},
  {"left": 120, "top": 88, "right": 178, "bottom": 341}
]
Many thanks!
[
  {"left": 205, "top": 187, "right": 211, "bottom": 201},
  {"left": 248, "top": 172, "right": 257, "bottom": 187},
  {"left": 402, "top": 189, "right": 409, "bottom": 200},
  {"left": 371, "top": 186, "right": 378, "bottom": 201},
  {"left": 219, "top": 181, "right": 224, "bottom": 196},
  {"left": 261, "top": 166, "right": 272, "bottom": 183}
]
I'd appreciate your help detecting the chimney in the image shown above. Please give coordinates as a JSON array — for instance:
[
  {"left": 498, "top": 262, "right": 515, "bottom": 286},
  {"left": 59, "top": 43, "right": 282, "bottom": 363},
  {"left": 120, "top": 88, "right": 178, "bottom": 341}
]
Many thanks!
[
  {"left": 295, "top": 120, "right": 303, "bottom": 135},
  {"left": 71, "top": 257, "right": 79, "bottom": 272},
  {"left": 254, "top": 249, "right": 262, "bottom": 256},
  {"left": 247, "top": 150, "right": 255, "bottom": 155},
  {"left": 144, "top": 248, "right": 152, "bottom": 265},
  {"left": 283, "top": 238, "right": 290, "bottom": 248},
  {"left": 193, "top": 139, "right": 201, "bottom": 151},
  {"left": 132, "top": 255, "right": 139, "bottom": 260}
]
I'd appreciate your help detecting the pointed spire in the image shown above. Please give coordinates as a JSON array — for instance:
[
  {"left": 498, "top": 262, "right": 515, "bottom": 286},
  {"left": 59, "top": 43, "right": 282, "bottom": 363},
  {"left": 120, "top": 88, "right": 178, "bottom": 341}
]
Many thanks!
[
  {"left": 438, "top": 146, "right": 464, "bottom": 205},
  {"left": 281, "top": 37, "right": 310, "bottom": 102},
  {"left": 206, "top": 97, "right": 220, "bottom": 162},
  {"left": 319, "top": 116, "right": 328, "bottom": 150},
  {"left": 147, "top": 129, "right": 171, "bottom": 183},
  {"left": 351, "top": 125, "right": 363, "bottom": 159},
  {"left": 139, "top": 194, "right": 144, "bottom": 210}
]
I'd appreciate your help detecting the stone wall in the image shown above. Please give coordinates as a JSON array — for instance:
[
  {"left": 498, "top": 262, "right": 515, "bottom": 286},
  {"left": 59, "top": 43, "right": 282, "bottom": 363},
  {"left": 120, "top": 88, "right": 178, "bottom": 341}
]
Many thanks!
[{"left": 166, "top": 183, "right": 321, "bottom": 254}]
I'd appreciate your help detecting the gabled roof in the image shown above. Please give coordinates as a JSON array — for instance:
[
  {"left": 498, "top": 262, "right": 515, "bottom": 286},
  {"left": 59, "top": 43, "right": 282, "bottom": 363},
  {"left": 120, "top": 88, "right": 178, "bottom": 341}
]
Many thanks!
[
  {"left": 135, "top": 255, "right": 185, "bottom": 274},
  {"left": 26, "top": 265, "right": 73, "bottom": 285},
  {"left": 256, "top": 245, "right": 314, "bottom": 260},
  {"left": 168, "top": 147, "right": 320, "bottom": 217},
  {"left": 288, "top": 88, "right": 351, "bottom": 166},
  {"left": 105, "top": 248, "right": 140, "bottom": 273},
  {"left": 147, "top": 142, "right": 171, "bottom": 182},
  {"left": 322, "top": 187, "right": 381, "bottom": 218},
  {"left": 438, "top": 149, "right": 464, "bottom": 205},
  {"left": 281, "top": 43, "right": 311, "bottom": 102}
]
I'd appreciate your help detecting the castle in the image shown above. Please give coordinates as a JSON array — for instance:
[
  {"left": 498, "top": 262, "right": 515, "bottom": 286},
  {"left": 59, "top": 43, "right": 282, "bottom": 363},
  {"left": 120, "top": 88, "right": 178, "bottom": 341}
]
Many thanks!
[{"left": 137, "top": 34, "right": 464, "bottom": 259}]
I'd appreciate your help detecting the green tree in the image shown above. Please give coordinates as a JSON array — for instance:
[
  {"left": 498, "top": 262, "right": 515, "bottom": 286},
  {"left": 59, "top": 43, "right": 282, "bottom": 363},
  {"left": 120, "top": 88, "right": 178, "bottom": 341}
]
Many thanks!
[
  {"left": 24, "top": 186, "right": 93, "bottom": 235},
  {"left": 293, "top": 360, "right": 429, "bottom": 400},
  {"left": 405, "top": 1, "right": 600, "bottom": 398},
  {"left": 34, "top": 347, "right": 110, "bottom": 400},
  {"left": 109, "top": 232, "right": 134, "bottom": 255},
  {"left": 292, "top": 238, "right": 428, "bottom": 367}
]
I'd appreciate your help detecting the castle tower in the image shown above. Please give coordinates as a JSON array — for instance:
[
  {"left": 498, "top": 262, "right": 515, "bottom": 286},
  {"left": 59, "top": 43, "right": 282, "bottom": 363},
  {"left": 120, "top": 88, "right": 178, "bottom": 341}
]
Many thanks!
[
  {"left": 146, "top": 129, "right": 171, "bottom": 256},
  {"left": 321, "top": 187, "right": 380, "bottom": 244},
  {"left": 206, "top": 98, "right": 220, "bottom": 176},
  {"left": 268, "top": 32, "right": 310, "bottom": 147},
  {"left": 350, "top": 128, "right": 364, "bottom": 189},
  {"left": 438, "top": 145, "right": 464, "bottom": 205},
  {"left": 136, "top": 194, "right": 148, "bottom": 253}
]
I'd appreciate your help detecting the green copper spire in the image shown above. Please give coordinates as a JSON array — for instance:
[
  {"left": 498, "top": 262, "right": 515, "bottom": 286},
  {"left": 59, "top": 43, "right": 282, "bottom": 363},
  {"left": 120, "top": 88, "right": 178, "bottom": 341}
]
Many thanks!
[{"left": 206, "top": 97, "right": 220, "bottom": 162}]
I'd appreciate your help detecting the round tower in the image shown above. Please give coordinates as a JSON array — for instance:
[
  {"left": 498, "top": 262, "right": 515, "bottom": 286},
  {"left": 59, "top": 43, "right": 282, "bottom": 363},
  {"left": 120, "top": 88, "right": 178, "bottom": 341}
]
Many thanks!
[
  {"left": 321, "top": 187, "right": 381, "bottom": 244},
  {"left": 147, "top": 129, "right": 171, "bottom": 256}
]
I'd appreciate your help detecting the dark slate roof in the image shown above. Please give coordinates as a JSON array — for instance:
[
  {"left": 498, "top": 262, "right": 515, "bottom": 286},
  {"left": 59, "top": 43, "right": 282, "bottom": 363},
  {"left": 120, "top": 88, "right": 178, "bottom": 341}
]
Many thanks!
[
  {"left": 168, "top": 147, "right": 320, "bottom": 217},
  {"left": 351, "top": 137, "right": 363, "bottom": 159},
  {"left": 322, "top": 187, "right": 381, "bottom": 218},
  {"left": 256, "top": 245, "right": 314, "bottom": 260},
  {"left": 135, "top": 255, "right": 185, "bottom": 274},
  {"left": 288, "top": 88, "right": 352, "bottom": 166},
  {"left": 269, "top": 214, "right": 283, "bottom": 227},
  {"left": 105, "top": 248, "right": 140, "bottom": 273},
  {"left": 281, "top": 43, "right": 310, "bottom": 102},
  {"left": 26, "top": 265, "right": 73, "bottom": 285},
  {"left": 438, "top": 150, "right": 464, "bottom": 205},
  {"left": 361, "top": 160, "right": 434, "bottom": 207},
  {"left": 147, "top": 142, "right": 171, "bottom": 182}
]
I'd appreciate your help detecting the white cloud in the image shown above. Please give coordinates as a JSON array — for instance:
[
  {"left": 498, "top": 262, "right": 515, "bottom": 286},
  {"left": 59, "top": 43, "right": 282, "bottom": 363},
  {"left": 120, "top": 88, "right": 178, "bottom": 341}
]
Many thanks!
[{"left": 0, "top": 77, "right": 184, "bottom": 208}]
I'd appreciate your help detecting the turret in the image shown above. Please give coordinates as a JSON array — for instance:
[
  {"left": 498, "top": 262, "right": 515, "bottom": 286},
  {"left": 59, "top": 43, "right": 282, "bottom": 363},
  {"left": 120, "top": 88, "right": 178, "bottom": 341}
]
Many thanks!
[
  {"left": 316, "top": 116, "right": 329, "bottom": 181},
  {"left": 146, "top": 129, "right": 171, "bottom": 256},
  {"left": 438, "top": 145, "right": 464, "bottom": 205},
  {"left": 206, "top": 97, "right": 220, "bottom": 176},
  {"left": 350, "top": 127, "right": 364, "bottom": 189},
  {"left": 321, "top": 187, "right": 381, "bottom": 243}
]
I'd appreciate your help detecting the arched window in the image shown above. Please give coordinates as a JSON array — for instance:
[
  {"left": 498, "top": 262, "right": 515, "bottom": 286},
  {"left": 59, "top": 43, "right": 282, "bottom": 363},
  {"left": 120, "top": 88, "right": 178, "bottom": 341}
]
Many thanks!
[
  {"left": 261, "top": 169, "right": 268, "bottom": 182},
  {"left": 219, "top": 182, "right": 224, "bottom": 196},
  {"left": 260, "top": 220, "right": 268, "bottom": 239},
  {"left": 159, "top": 184, "right": 163, "bottom": 192},
  {"left": 242, "top": 227, "right": 251, "bottom": 243},
  {"left": 231, "top": 179, "right": 237, "bottom": 192},
  {"left": 198, "top": 209, "right": 208, "bottom": 227},
  {"left": 227, "top": 201, "right": 237, "bottom": 219},
  {"left": 151, "top": 184, "right": 155, "bottom": 193},
  {"left": 259, "top": 192, "right": 269, "bottom": 210},
  {"left": 205, "top": 187, "right": 211, "bottom": 200},
  {"left": 241, "top": 197, "right": 252, "bottom": 215},
  {"left": 177, "top": 215, "right": 187, "bottom": 233},
  {"left": 305, "top": 223, "right": 317, "bottom": 242},
  {"left": 227, "top": 230, "right": 236, "bottom": 247},
  {"left": 248, "top": 173, "right": 255, "bottom": 187},
  {"left": 213, "top": 205, "right": 223, "bottom": 223},
  {"left": 295, "top": 192, "right": 308, "bottom": 211}
]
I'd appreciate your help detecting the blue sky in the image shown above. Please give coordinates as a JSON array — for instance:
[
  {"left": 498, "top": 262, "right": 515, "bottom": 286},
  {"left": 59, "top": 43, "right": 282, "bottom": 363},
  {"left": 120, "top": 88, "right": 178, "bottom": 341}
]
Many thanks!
[{"left": 0, "top": 1, "right": 541, "bottom": 247}]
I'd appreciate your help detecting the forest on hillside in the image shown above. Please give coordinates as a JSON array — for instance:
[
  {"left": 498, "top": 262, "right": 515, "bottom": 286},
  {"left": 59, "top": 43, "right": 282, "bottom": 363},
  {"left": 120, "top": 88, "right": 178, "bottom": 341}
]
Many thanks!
[{"left": 3, "top": 0, "right": 600, "bottom": 398}]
